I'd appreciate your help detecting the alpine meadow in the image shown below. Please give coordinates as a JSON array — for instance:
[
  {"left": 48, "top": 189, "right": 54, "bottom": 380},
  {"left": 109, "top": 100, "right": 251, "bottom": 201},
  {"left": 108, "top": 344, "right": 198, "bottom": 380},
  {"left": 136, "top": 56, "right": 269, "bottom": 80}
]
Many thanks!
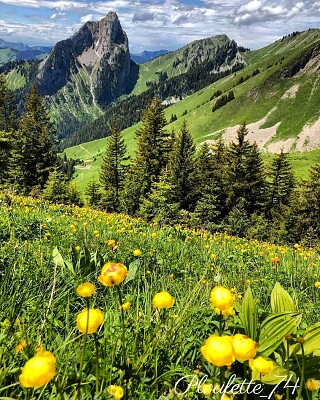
[{"left": 0, "top": 5, "right": 320, "bottom": 400}]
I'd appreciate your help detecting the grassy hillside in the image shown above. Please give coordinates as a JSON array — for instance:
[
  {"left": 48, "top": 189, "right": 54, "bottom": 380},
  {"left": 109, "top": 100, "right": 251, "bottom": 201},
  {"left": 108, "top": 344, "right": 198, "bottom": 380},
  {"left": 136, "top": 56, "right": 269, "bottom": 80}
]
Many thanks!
[
  {"left": 131, "top": 35, "right": 231, "bottom": 95},
  {"left": 64, "top": 30, "right": 320, "bottom": 191},
  {"left": 0, "top": 193, "right": 319, "bottom": 398}
]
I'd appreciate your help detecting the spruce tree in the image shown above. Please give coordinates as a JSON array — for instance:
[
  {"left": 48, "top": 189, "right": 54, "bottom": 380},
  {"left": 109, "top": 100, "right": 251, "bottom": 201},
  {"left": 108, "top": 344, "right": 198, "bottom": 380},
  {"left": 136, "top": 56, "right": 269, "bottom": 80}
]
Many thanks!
[
  {"left": 267, "top": 149, "right": 295, "bottom": 213},
  {"left": 10, "top": 85, "right": 56, "bottom": 192},
  {"left": 100, "top": 121, "right": 129, "bottom": 211},
  {"left": 0, "top": 74, "right": 17, "bottom": 132},
  {"left": 167, "top": 120, "right": 196, "bottom": 210},
  {"left": 86, "top": 180, "right": 102, "bottom": 207},
  {"left": 226, "top": 124, "right": 266, "bottom": 214},
  {"left": 123, "top": 98, "right": 169, "bottom": 214}
]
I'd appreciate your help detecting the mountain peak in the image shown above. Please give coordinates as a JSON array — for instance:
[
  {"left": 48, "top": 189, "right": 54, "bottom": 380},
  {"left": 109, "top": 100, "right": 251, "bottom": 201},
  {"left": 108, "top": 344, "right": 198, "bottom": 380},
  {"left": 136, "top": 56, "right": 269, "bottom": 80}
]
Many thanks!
[{"left": 37, "top": 13, "right": 132, "bottom": 107}]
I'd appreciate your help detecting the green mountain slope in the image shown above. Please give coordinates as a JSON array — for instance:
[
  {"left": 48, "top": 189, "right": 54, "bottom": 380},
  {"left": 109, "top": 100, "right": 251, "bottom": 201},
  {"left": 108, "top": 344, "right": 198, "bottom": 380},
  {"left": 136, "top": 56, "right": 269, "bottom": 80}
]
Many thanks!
[
  {"left": 131, "top": 35, "right": 234, "bottom": 95},
  {"left": 63, "top": 29, "right": 320, "bottom": 191}
]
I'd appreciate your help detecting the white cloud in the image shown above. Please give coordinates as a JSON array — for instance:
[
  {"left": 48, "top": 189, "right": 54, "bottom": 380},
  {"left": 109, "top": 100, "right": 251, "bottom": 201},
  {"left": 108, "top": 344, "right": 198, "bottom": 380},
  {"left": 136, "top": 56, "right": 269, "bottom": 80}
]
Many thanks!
[
  {"left": 238, "top": 0, "right": 262, "bottom": 13},
  {"left": 50, "top": 12, "right": 65, "bottom": 19}
]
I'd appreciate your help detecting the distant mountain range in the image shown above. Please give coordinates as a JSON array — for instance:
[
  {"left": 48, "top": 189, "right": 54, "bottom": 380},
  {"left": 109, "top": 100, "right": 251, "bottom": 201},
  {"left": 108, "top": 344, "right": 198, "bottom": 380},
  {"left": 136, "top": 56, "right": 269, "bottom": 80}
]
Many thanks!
[
  {"left": 131, "top": 50, "right": 169, "bottom": 64},
  {"left": 0, "top": 39, "right": 51, "bottom": 64},
  {"left": 2, "top": 14, "right": 320, "bottom": 159}
]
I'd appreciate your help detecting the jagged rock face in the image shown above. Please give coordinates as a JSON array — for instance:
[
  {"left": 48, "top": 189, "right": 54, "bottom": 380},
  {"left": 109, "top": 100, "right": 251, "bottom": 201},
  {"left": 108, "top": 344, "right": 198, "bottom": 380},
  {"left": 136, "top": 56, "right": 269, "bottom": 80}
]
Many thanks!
[{"left": 37, "top": 12, "right": 131, "bottom": 107}]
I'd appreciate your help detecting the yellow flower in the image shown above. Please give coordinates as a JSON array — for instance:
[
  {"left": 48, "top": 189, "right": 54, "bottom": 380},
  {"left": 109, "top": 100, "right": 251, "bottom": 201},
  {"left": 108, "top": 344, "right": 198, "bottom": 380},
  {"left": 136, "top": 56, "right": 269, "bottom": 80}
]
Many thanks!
[
  {"left": 151, "top": 232, "right": 157, "bottom": 238},
  {"left": 232, "top": 334, "right": 258, "bottom": 362},
  {"left": 75, "top": 245, "right": 81, "bottom": 251},
  {"left": 200, "top": 383, "right": 213, "bottom": 396},
  {"left": 16, "top": 339, "right": 28, "bottom": 353},
  {"left": 98, "top": 262, "right": 128, "bottom": 286},
  {"left": 210, "top": 286, "right": 234, "bottom": 311},
  {"left": 214, "top": 307, "right": 235, "bottom": 317},
  {"left": 249, "top": 357, "right": 274, "bottom": 375},
  {"left": 76, "top": 282, "right": 96, "bottom": 297},
  {"left": 201, "top": 335, "right": 235, "bottom": 367},
  {"left": 93, "top": 230, "right": 99, "bottom": 235},
  {"left": 107, "top": 385, "right": 124, "bottom": 399},
  {"left": 306, "top": 379, "right": 320, "bottom": 391},
  {"left": 120, "top": 302, "right": 131, "bottom": 310},
  {"left": 76, "top": 308, "right": 104, "bottom": 334},
  {"left": 274, "top": 394, "right": 283, "bottom": 399},
  {"left": 19, "top": 351, "right": 56, "bottom": 388},
  {"left": 107, "top": 239, "right": 116, "bottom": 249},
  {"left": 315, "top": 281, "right": 320, "bottom": 288},
  {"left": 133, "top": 249, "right": 142, "bottom": 257},
  {"left": 153, "top": 291, "right": 175, "bottom": 309},
  {"left": 168, "top": 274, "right": 174, "bottom": 279}
]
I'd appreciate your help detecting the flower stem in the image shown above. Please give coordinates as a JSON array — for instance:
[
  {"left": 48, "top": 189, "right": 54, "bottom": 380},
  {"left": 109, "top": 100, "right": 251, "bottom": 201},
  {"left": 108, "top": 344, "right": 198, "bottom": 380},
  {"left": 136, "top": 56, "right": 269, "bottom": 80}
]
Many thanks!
[
  {"left": 286, "top": 338, "right": 290, "bottom": 400},
  {"left": 116, "top": 286, "right": 128, "bottom": 400},
  {"left": 77, "top": 298, "right": 90, "bottom": 399},
  {"left": 94, "top": 334, "right": 100, "bottom": 395},
  {"left": 297, "top": 342, "right": 305, "bottom": 400}
]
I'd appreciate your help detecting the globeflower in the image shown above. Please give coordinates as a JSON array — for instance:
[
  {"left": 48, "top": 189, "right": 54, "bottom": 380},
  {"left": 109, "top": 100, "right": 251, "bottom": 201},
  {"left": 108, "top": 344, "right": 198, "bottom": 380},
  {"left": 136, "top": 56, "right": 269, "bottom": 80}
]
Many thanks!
[
  {"left": 201, "top": 335, "right": 235, "bottom": 367},
  {"left": 120, "top": 302, "right": 131, "bottom": 310},
  {"left": 153, "top": 291, "right": 175, "bottom": 309},
  {"left": 98, "top": 262, "right": 128, "bottom": 286},
  {"left": 76, "top": 308, "right": 104, "bottom": 334},
  {"left": 306, "top": 379, "right": 320, "bottom": 391},
  {"left": 133, "top": 249, "right": 142, "bottom": 257},
  {"left": 315, "top": 281, "right": 320, "bottom": 288},
  {"left": 19, "top": 350, "right": 56, "bottom": 388},
  {"left": 210, "top": 286, "right": 234, "bottom": 311},
  {"left": 249, "top": 357, "right": 274, "bottom": 375},
  {"left": 107, "top": 385, "right": 124, "bottom": 399},
  {"left": 76, "top": 282, "right": 96, "bottom": 297},
  {"left": 214, "top": 307, "right": 235, "bottom": 317},
  {"left": 232, "top": 334, "right": 258, "bottom": 362}
]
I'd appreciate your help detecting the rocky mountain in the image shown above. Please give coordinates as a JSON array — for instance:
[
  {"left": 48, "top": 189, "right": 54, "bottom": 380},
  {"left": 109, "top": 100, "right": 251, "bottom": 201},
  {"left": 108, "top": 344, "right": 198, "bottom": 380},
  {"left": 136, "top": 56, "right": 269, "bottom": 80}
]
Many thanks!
[
  {"left": 131, "top": 49, "right": 169, "bottom": 64},
  {"left": 38, "top": 12, "right": 136, "bottom": 108},
  {"left": 0, "top": 39, "right": 51, "bottom": 65}
]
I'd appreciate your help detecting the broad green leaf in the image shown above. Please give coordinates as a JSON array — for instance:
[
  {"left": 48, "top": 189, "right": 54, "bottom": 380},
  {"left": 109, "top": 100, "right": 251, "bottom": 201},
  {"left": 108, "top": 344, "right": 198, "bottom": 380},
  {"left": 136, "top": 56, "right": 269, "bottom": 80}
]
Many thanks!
[
  {"left": 258, "top": 312, "right": 301, "bottom": 356},
  {"left": 239, "top": 286, "right": 258, "bottom": 340},
  {"left": 271, "top": 282, "right": 297, "bottom": 313},
  {"left": 290, "top": 322, "right": 320, "bottom": 356},
  {"left": 251, "top": 361, "right": 296, "bottom": 385},
  {"left": 123, "top": 260, "right": 139, "bottom": 286},
  {"left": 52, "top": 247, "right": 74, "bottom": 274},
  {"left": 52, "top": 246, "right": 64, "bottom": 267}
]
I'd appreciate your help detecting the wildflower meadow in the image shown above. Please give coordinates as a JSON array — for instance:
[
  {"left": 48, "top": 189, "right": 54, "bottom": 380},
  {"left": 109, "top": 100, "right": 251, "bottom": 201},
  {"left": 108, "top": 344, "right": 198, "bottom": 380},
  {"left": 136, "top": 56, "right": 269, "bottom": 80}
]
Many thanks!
[{"left": 0, "top": 193, "right": 320, "bottom": 399}]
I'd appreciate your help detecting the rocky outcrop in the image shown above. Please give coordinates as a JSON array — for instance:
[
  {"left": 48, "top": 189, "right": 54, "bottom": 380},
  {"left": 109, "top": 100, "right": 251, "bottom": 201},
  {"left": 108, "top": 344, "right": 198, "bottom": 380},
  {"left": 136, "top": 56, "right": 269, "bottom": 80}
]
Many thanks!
[{"left": 37, "top": 12, "right": 132, "bottom": 107}]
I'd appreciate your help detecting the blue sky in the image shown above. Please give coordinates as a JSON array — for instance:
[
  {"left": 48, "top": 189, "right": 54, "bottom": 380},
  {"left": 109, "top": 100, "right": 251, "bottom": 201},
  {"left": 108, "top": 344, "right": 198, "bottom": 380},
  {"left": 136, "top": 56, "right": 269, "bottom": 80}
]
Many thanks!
[{"left": 0, "top": 0, "right": 319, "bottom": 52}]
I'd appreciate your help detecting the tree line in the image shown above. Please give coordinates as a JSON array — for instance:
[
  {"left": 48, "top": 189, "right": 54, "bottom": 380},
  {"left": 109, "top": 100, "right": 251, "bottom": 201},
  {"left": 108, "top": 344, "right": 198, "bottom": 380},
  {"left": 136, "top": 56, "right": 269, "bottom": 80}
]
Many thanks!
[
  {"left": 95, "top": 98, "right": 320, "bottom": 247},
  {"left": 0, "top": 75, "right": 82, "bottom": 205},
  {"left": 1, "top": 74, "right": 319, "bottom": 247}
]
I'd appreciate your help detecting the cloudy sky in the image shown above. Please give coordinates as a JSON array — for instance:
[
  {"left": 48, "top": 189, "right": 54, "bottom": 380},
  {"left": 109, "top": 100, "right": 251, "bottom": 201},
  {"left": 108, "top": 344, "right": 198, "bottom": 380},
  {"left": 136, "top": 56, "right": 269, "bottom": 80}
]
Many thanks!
[{"left": 0, "top": 0, "right": 319, "bottom": 52}]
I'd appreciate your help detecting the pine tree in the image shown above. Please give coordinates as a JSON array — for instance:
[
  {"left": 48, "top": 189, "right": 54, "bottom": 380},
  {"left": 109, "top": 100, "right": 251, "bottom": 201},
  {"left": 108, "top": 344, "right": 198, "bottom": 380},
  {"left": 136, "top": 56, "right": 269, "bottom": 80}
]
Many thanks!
[
  {"left": 226, "top": 124, "right": 266, "bottom": 214},
  {"left": 167, "top": 121, "right": 196, "bottom": 210},
  {"left": 9, "top": 85, "right": 56, "bottom": 192},
  {"left": 139, "top": 168, "right": 179, "bottom": 224},
  {"left": 100, "top": 121, "right": 129, "bottom": 211},
  {"left": 86, "top": 180, "right": 102, "bottom": 207},
  {"left": 0, "top": 74, "right": 17, "bottom": 132},
  {"left": 123, "top": 98, "right": 169, "bottom": 214},
  {"left": 267, "top": 149, "right": 295, "bottom": 214},
  {"left": 0, "top": 75, "right": 18, "bottom": 184},
  {"left": 194, "top": 139, "right": 229, "bottom": 223},
  {"left": 295, "top": 164, "right": 320, "bottom": 240}
]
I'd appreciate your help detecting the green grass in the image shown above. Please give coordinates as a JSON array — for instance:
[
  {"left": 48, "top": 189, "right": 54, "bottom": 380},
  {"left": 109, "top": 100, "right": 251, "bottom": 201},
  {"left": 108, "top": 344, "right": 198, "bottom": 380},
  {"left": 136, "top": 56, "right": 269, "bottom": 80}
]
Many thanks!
[
  {"left": 0, "top": 194, "right": 319, "bottom": 399},
  {"left": 62, "top": 29, "right": 320, "bottom": 191}
]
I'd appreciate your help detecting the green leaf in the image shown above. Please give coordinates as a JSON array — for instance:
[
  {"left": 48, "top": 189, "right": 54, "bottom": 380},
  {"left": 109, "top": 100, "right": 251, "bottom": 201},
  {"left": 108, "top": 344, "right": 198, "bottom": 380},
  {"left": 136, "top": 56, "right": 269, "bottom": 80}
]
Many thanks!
[
  {"left": 52, "top": 247, "right": 74, "bottom": 274},
  {"left": 271, "top": 282, "right": 297, "bottom": 313},
  {"left": 251, "top": 361, "right": 296, "bottom": 385},
  {"left": 123, "top": 260, "right": 139, "bottom": 286},
  {"left": 258, "top": 312, "right": 301, "bottom": 356},
  {"left": 290, "top": 322, "right": 320, "bottom": 356},
  {"left": 239, "top": 286, "right": 258, "bottom": 340}
]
